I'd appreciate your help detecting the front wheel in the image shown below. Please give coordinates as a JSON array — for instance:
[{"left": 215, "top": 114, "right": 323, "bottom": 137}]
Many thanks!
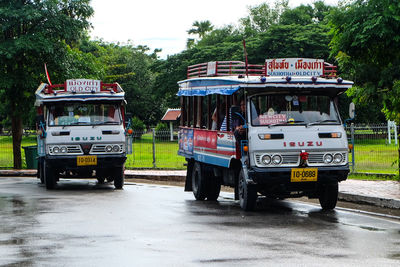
[
  {"left": 319, "top": 183, "right": 338, "bottom": 210},
  {"left": 44, "top": 160, "right": 56, "bottom": 190},
  {"left": 238, "top": 169, "right": 257, "bottom": 211},
  {"left": 113, "top": 166, "right": 125, "bottom": 189}
]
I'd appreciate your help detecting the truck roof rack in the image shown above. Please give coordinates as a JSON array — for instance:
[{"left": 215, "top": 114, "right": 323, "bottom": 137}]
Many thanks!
[{"left": 187, "top": 60, "right": 338, "bottom": 79}]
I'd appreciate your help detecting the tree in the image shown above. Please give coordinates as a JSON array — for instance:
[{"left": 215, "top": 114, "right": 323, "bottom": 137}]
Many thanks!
[
  {"left": 239, "top": 0, "right": 288, "bottom": 37},
  {"left": 0, "top": 0, "right": 93, "bottom": 168},
  {"left": 187, "top": 20, "right": 214, "bottom": 47},
  {"left": 187, "top": 20, "right": 214, "bottom": 39},
  {"left": 329, "top": 0, "right": 400, "bottom": 122}
]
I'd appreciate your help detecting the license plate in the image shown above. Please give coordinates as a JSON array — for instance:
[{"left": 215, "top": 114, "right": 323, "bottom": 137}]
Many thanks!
[
  {"left": 77, "top": 155, "right": 97, "bottom": 166},
  {"left": 291, "top": 168, "right": 318, "bottom": 182}
]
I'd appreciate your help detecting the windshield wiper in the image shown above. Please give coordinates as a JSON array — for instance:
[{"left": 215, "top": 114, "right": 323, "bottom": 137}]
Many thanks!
[
  {"left": 69, "top": 121, "right": 90, "bottom": 125},
  {"left": 91, "top": 121, "right": 120, "bottom": 125},
  {"left": 268, "top": 121, "right": 305, "bottom": 128},
  {"left": 307, "top": 120, "right": 340, "bottom": 127}
]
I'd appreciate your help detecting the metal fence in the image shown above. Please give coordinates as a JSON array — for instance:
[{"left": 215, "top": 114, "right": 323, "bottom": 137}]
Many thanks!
[
  {"left": 0, "top": 129, "right": 186, "bottom": 170},
  {"left": 346, "top": 123, "right": 399, "bottom": 175},
  {"left": 0, "top": 125, "right": 399, "bottom": 174}
]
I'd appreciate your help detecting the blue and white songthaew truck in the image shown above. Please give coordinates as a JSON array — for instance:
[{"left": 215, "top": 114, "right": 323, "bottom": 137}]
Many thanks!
[
  {"left": 177, "top": 58, "right": 354, "bottom": 210},
  {"left": 35, "top": 79, "right": 132, "bottom": 189}
]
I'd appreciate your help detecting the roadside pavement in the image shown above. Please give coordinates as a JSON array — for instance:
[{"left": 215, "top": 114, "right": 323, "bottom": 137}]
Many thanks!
[{"left": 1, "top": 169, "right": 399, "bottom": 209}]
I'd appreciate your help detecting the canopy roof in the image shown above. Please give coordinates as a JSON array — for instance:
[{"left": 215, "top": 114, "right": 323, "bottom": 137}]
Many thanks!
[
  {"left": 35, "top": 82, "right": 125, "bottom": 106},
  {"left": 177, "top": 76, "right": 353, "bottom": 97}
]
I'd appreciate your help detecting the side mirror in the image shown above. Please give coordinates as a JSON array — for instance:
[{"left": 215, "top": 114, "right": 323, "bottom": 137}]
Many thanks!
[{"left": 349, "top": 102, "right": 355, "bottom": 119}]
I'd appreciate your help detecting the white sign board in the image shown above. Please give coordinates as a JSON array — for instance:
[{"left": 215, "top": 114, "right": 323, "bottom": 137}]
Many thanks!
[
  {"left": 207, "top": 61, "right": 217, "bottom": 76},
  {"left": 66, "top": 79, "right": 101, "bottom": 92},
  {"left": 266, "top": 58, "right": 324, "bottom": 76}
]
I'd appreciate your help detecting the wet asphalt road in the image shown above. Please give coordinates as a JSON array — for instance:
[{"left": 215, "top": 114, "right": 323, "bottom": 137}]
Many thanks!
[{"left": 0, "top": 177, "right": 399, "bottom": 267}]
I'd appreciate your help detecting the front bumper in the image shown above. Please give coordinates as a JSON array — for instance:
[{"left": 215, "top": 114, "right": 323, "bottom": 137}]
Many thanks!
[
  {"left": 44, "top": 154, "right": 127, "bottom": 171},
  {"left": 249, "top": 165, "right": 349, "bottom": 184},
  {"left": 248, "top": 165, "right": 349, "bottom": 198}
]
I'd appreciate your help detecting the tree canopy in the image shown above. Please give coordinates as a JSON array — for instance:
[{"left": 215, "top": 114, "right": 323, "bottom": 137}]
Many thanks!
[
  {"left": 0, "top": 0, "right": 95, "bottom": 168},
  {"left": 329, "top": 0, "right": 400, "bottom": 122}
]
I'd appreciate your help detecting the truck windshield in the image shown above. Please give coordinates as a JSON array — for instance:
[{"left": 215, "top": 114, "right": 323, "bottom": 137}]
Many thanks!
[
  {"left": 48, "top": 103, "right": 122, "bottom": 126},
  {"left": 250, "top": 95, "right": 340, "bottom": 126}
]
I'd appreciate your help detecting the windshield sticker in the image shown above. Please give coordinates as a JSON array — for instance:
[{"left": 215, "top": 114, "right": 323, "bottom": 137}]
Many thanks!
[{"left": 259, "top": 114, "right": 287, "bottom": 125}]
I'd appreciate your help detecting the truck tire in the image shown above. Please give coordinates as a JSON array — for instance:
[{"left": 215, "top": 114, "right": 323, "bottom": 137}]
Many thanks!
[
  {"left": 238, "top": 169, "right": 257, "bottom": 211},
  {"left": 44, "top": 160, "right": 56, "bottom": 190},
  {"left": 319, "top": 183, "right": 338, "bottom": 210},
  {"left": 192, "top": 162, "right": 207, "bottom": 200},
  {"left": 113, "top": 166, "right": 124, "bottom": 189},
  {"left": 204, "top": 166, "right": 221, "bottom": 201}
]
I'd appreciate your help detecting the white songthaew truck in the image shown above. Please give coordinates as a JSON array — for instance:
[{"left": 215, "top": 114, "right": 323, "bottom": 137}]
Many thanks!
[
  {"left": 178, "top": 58, "right": 354, "bottom": 210},
  {"left": 35, "top": 79, "right": 132, "bottom": 189}
]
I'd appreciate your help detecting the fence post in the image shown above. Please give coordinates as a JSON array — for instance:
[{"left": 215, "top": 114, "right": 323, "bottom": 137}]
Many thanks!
[
  {"left": 152, "top": 128, "right": 156, "bottom": 168},
  {"left": 350, "top": 122, "right": 355, "bottom": 173}
]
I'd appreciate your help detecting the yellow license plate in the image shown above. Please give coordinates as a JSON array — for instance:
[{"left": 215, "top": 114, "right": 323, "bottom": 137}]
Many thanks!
[
  {"left": 291, "top": 168, "right": 318, "bottom": 182},
  {"left": 77, "top": 155, "right": 97, "bottom": 166}
]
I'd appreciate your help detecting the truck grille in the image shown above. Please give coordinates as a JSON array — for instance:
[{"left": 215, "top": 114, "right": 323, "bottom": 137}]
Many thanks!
[
  {"left": 90, "top": 144, "right": 124, "bottom": 154},
  {"left": 254, "top": 152, "right": 347, "bottom": 167}
]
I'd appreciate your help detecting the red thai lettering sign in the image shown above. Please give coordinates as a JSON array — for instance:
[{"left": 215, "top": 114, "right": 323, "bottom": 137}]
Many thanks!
[
  {"left": 266, "top": 58, "right": 324, "bottom": 76},
  {"left": 194, "top": 130, "right": 217, "bottom": 149},
  {"left": 66, "top": 79, "right": 101, "bottom": 92}
]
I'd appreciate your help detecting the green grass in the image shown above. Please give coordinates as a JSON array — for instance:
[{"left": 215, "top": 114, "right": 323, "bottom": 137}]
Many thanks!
[
  {"left": 0, "top": 134, "right": 186, "bottom": 169},
  {"left": 127, "top": 133, "right": 186, "bottom": 169},
  {"left": 348, "top": 173, "right": 399, "bottom": 181},
  {"left": 349, "top": 138, "right": 399, "bottom": 174},
  {"left": 0, "top": 135, "right": 37, "bottom": 168}
]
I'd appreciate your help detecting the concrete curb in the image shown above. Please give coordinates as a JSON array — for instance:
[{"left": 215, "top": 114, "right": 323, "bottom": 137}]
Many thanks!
[
  {"left": 124, "top": 172, "right": 185, "bottom": 182},
  {"left": 1, "top": 169, "right": 399, "bottom": 209},
  {"left": 338, "top": 192, "right": 400, "bottom": 209}
]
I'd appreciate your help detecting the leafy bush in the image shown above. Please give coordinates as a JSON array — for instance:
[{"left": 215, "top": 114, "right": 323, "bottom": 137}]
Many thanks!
[{"left": 131, "top": 117, "right": 146, "bottom": 139}]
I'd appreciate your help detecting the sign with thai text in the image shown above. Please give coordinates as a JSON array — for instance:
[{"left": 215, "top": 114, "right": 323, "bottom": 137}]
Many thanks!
[
  {"left": 66, "top": 79, "right": 101, "bottom": 93},
  {"left": 266, "top": 58, "right": 324, "bottom": 76},
  {"left": 259, "top": 114, "right": 287, "bottom": 125},
  {"left": 194, "top": 130, "right": 217, "bottom": 149}
]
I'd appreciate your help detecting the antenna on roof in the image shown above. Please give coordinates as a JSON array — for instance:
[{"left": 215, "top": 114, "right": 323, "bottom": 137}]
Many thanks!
[{"left": 242, "top": 39, "right": 249, "bottom": 77}]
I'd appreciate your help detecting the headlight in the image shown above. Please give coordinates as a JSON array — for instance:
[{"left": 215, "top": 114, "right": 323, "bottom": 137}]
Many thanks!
[
  {"left": 261, "top": 155, "right": 271, "bottom": 165},
  {"left": 53, "top": 146, "right": 60, "bottom": 153},
  {"left": 333, "top": 153, "right": 343, "bottom": 163},
  {"left": 272, "top": 154, "right": 282, "bottom": 165},
  {"left": 112, "top": 145, "right": 120, "bottom": 152},
  {"left": 324, "top": 153, "right": 333, "bottom": 164},
  {"left": 60, "top": 146, "right": 67, "bottom": 153},
  {"left": 105, "top": 145, "right": 113, "bottom": 152}
]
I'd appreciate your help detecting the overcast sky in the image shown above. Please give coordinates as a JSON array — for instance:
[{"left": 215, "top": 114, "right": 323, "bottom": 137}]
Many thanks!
[{"left": 89, "top": 0, "right": 340, "bottom": 59}]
